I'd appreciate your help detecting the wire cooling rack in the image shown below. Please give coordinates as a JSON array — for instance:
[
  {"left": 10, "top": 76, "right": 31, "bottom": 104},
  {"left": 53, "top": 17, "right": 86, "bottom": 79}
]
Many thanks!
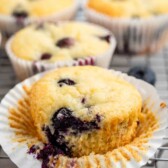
[
  {"left": 0, "top": 47, "right": 168, "bottom": 168},
  {"left": 0, "top": 5, "right": 168, "bottom": 168}
]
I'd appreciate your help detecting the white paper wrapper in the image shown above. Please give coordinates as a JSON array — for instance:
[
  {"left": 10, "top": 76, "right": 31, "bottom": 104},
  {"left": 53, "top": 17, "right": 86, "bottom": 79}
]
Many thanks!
[
  {"left": 6, "top": 27, "right": 116, "bottom": 81},
  {"left": 85, "top": 8, "right": 168, "bottom": 54},
  {"left": 0, "top": 0, "right": 79, "bottom": 37},
  {"left": 0, "top": 69, "right": 167, "bottom": 168}
]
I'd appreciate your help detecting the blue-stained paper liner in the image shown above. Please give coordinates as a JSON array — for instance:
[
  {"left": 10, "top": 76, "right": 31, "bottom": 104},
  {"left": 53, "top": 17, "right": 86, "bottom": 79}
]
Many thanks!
[{"left": 0, "top": 70, "right": 167, "bottom": 168}]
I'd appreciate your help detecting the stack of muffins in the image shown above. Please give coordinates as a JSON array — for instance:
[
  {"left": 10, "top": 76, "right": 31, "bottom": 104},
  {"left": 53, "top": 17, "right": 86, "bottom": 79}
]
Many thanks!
[{"left": 0, "top": 1, "right": 168, "bottom": 168}]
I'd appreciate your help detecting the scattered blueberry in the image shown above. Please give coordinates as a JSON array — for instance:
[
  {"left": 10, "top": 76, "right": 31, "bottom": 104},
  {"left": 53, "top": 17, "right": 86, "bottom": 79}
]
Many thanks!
[
  {"left": 40, "top": 53, "right": 52, "bottom": 60},
  {"left": 58, "top": 79, "right": 76, "bottom": 87},
  {"left": 128, "top": 66, "right": 156, "bottom": 85},
  {"left": 99, "top": 35, "right": 111, "bottom": 43},
  {"left": 56, "top": 37, "right": 75, "bottom": 48}
]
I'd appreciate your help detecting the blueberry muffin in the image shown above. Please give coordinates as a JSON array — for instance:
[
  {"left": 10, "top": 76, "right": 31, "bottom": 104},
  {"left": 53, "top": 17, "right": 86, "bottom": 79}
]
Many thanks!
[
  {"left": 30, "top": 66, "right": 142, "bottom": 157},
  {"left": 0, "top": 0, "right": 75, "bottom": 19},
  {"left": 87, "top": 0, "right": 168, "bottom": 54},
  {"left": 87, "top": 0, "right": 168, "bottom": 18},
  {"left": 10, "top": 22, "right": 112, "bottom": 62}
]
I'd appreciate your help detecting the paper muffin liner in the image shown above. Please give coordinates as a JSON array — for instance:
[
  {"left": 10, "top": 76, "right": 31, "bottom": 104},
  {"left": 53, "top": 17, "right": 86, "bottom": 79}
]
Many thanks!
[
  {"left": 85, "top": 8, "right": 168, "bottom": 55},
  {"left": 0, "top": 69, "right": 167, "bottom": 168},
  {"left": 0, "top": 0, "right": 79, "bottom": 37},
  {"left": 6, "top": 29, "right": 116, "bottom": 81}
]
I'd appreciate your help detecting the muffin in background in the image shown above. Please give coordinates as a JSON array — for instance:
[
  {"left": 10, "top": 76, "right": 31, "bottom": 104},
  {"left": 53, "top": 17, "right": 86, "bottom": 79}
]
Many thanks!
[
  {"left": 86, "top": 0, "right": 168, "bottom": 54},
  {"left": 6, "top": 21, "right": 116, "bottom": 80},
  {"left": 0, "top": 0, "right": 78, "bottom": 35}
]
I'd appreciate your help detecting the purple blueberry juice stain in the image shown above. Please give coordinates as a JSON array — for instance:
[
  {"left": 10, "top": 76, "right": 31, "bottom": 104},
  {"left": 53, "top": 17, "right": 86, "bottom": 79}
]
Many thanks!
[
  {"left": 28, "top": 143, "right": 63, "bottom": 168},
  {"left": 28, "top": 108, "right": 101, "bottom": 168},
  {"left": 32, "top": 62, "right": 38, "bottom": 74}
]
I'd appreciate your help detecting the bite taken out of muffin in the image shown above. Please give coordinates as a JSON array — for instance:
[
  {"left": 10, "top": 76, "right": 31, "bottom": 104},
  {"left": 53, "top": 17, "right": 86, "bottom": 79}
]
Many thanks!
[{"left": 30, "top": 66, "right": 142, "bottom": 158}]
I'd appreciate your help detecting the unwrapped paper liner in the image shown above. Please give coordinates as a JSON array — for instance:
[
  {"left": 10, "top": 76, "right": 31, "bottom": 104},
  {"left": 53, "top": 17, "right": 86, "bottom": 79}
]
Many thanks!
[{"left": 0, "top": 70, "right": 167, "bottom": 168}]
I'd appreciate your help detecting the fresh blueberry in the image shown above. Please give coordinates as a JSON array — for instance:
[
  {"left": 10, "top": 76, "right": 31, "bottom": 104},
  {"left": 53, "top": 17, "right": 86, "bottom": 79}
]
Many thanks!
[
  {"left": 40, "top": 53, "right": 52, "bottom": 60},
  {"left": 99, "top": 35, "right": 111, "bottom": 43},
  {"left": 56, "top": 38, "right": 75, "bottom": 48},
  {"left": 128, "top": 66, "right": 156, "bottom": 85},
  {"left": 58, "top": 79, "right": 76, "bottom": 87}
]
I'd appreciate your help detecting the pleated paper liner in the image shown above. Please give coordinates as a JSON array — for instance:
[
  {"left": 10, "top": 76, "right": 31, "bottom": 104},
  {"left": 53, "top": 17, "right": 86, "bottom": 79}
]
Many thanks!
[
  {"left": 0, "top": 0, "right": 79, "bottom": 38},
  {"left": 0, "top": 70, "right": 167, "bottom": 168},
  {"left": 6, "top": 27, "right": 116, "bottom": 81},
  {"left": 85, "top": 7, "right": 168, "bottom": 55}
]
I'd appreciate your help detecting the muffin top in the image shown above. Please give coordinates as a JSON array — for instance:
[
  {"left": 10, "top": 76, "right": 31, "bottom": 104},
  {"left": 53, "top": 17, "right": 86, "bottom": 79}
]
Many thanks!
[
  {"left": 87, "top": 0, "right": 168, "bottom": 18},
  {"left": 11, "top": 22, "right": 111, "bottom": 62},
  {"left": 0, "top": 0, "right": 75, "bottom": 18},
  {"left": 30, "top": 66, "right": 142, "bottom": 157}
]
